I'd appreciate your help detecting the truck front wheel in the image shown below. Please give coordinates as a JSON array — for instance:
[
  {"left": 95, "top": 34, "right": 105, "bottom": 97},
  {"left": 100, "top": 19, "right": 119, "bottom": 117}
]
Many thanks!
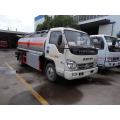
[{"left": 45, "top": 63, "right": 57, "bottom": 82}]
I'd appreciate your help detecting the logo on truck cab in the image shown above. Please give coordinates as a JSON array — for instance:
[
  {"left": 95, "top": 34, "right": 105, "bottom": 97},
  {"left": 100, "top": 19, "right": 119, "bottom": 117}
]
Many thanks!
[{"left": 83, "top": 58, "right": 93, "bottom": 61}]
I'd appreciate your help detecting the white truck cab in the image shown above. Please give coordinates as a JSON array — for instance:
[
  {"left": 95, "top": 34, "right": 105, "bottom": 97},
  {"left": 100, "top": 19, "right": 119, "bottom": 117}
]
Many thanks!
[
  {"left": 16, "top": 27, "right": 98, "bottom": 82},
  {"left": 117, "top": 38, "right": 120, "bottom": 47},
  {"left": 90, "top": 35, "right": 120, "bottom": 68}
]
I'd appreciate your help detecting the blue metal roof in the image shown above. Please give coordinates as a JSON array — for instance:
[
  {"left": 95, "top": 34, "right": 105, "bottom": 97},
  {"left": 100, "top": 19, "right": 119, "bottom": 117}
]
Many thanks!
[{"left": 35, "top": 15, "right": 44, "bottom": 21}]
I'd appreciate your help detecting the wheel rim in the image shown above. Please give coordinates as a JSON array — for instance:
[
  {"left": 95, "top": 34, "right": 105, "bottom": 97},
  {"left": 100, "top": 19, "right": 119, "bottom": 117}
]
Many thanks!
[{"left": 47, "top": 66, "right": 55, "bottom": 81}]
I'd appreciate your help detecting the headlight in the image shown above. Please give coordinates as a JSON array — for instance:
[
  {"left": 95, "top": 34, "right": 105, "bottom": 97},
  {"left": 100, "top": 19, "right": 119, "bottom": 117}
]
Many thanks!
[
  {"left": 66, "top": 59, "right": 78, "bottom": 70},
  {"left": 93, "top": 62, "right": 97, "bottom": 67},
  {"left": 106, "top": 57, "right": 112, "bottom": 62}
]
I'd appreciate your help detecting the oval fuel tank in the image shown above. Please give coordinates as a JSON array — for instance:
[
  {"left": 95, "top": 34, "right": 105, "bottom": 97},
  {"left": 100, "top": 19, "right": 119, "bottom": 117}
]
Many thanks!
[
  {"left": 18, "top": 38, "right": 29, "bottom": 50},
  {"left": 18, "top": 37, "right": 46, "bottom": 52},
  {"left": 29, "top": 37, "right": 46, "bottom": 52}
]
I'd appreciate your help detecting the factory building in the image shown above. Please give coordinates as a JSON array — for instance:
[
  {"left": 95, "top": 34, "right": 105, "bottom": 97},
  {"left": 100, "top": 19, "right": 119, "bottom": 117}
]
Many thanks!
[
  {"left": 0, "top": 29, "right": 27, "bottom": 49},
  {"left": 74, "top": 15, "right": 120, "bottom": 37}
]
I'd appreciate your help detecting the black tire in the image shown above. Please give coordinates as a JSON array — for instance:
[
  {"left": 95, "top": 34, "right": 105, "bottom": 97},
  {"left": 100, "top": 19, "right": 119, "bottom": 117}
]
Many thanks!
[{"left": 45, "top": 63, "right": 57, "bottom": 82}]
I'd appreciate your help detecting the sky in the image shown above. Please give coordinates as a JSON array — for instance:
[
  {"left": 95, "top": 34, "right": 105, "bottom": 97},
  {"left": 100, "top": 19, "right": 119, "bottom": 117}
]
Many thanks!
[
  {"left": 0, "top": 0, "right": 119, "bottom": 33},
  {"left": 0, "top": 0, "right": 44, "bottom": 32},
  {"left": 0, "top": 0, "right": 64, "bottom": 32},
  {"left": 0, "top": 15, "right": 34, "bottom": 32}
]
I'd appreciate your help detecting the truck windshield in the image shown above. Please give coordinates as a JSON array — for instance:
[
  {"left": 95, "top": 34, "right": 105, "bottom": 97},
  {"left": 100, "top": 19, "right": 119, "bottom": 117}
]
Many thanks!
[
  {"left": 64, "top": 30, "right": 93, "bottom": 48},
  {"left": 105, "top": 36, "right": 120, "bottom": 52}
]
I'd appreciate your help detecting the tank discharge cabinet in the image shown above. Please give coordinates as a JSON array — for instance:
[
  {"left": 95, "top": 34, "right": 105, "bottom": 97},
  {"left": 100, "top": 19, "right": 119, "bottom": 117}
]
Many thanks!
[
  {"left": 90, "top": 35, "right": 120, "bottom": 68},
  {"left": 16, "top": 27, "right": 98, "bottom": 82}
]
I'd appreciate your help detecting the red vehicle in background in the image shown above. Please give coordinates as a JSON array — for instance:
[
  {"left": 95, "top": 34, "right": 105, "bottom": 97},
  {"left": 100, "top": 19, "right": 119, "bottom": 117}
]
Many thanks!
[{"left": 0, "top": 40, "right": 8, "bottom": 48}]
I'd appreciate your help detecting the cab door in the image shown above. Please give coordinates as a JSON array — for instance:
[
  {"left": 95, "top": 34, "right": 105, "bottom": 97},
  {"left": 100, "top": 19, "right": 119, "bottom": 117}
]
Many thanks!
[{"left": 45, "top": 31, "right": 65, "bottom": 76}]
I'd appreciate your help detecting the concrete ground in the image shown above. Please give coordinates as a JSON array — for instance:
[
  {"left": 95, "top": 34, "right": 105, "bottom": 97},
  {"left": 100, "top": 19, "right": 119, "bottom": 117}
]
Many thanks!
[{"left": 0, "top": 49, "right": 120, "bottom": 105}]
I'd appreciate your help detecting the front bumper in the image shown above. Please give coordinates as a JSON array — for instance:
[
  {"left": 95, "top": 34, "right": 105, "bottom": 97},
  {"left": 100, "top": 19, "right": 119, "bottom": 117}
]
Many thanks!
[
  {"left": 104, "top": 61, "right": 119, "bottom": 68},
  {"left": 64, "top": 67, "right": 98, "bottom": 80}
]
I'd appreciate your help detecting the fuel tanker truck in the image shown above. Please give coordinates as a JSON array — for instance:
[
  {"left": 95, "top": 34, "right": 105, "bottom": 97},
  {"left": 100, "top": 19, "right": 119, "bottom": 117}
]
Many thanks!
[{"left": 15, "top": 27, "right": 98, "bottom": 82}]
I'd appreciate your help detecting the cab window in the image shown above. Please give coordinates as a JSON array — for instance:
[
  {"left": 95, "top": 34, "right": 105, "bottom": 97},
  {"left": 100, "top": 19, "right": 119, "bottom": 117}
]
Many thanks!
[
  {"left": 91, "top": 37, "right": 104, "bottom": 49},
  {"left": 49, "top": 31, "right": 64, "bottom": 53},
  {"left": 49, "top": 31, "right": 62, "bottom": 45}
]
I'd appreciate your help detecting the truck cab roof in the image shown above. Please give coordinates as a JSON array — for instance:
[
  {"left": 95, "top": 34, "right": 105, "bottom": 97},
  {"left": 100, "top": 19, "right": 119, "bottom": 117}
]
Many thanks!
[{"left": 50, "top": 27, "right": 86, "bottom": 33}]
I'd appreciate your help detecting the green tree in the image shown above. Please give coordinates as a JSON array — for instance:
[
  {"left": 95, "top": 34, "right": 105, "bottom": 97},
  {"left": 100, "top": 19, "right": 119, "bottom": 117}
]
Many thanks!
[
  {"left": 36, "top": 15, "right": 79, "bottom": 31},
  {"left": 51, "top": 15, "right": 79, "bottom": 29},
  {"left": 36, "top": 15, "right": 52, "bottom": 31}
]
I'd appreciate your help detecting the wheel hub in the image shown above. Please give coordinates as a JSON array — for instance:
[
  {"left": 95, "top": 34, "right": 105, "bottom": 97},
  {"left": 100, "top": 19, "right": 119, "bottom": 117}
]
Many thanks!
[{"left": 47, "top": 67, "right": 54, "bottom": 80}]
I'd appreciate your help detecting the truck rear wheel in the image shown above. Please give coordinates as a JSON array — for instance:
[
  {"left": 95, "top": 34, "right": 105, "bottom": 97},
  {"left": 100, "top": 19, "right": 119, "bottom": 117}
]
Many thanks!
[{"left": 45, "top": 63, "right": 57, "bottom": 82}]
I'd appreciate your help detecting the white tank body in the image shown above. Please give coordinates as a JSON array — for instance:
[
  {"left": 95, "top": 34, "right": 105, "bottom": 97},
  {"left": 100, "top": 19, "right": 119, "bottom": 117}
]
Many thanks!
[
  {"left": 18, "top": 37, "right": 46, "bottom": 52},
  {"left": 18, "top": 38, "right": 29, "bottom": 50}
]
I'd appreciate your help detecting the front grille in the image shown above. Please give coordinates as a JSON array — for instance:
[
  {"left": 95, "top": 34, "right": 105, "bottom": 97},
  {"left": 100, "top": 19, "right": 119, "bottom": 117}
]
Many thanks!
[
  {"left": 112, "top": 57, "right": 119, "bottom": 61},
  {"left": 70, "top": 48, "right": 98, "bottom": 55},
  {"left": 77, "top": 62, "right": 95, "bottom": 70}
]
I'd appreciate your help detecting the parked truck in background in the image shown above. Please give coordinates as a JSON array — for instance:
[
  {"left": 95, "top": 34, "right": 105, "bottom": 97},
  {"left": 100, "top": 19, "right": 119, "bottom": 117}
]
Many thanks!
[
  {"left": 117, "top": 38, "right": 120, "bottom": 66},
  {"left": 90, "top": 35, "right": 120, "bottom": 69},
  {"left": 117, "top": 38, "right": 120, "bottom": 47},
  {"left": 15, "top": 27, "right": 98, "bottom": 82}
]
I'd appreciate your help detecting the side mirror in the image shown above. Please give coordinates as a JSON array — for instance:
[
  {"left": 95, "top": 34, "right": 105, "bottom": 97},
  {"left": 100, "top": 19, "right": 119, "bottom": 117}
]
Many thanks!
[
  {"left": 101, "top": 41, "right": 104, "bottom": 49},
  {"left": 57, "top": 35, "right": 62, "bottom": 46}
]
